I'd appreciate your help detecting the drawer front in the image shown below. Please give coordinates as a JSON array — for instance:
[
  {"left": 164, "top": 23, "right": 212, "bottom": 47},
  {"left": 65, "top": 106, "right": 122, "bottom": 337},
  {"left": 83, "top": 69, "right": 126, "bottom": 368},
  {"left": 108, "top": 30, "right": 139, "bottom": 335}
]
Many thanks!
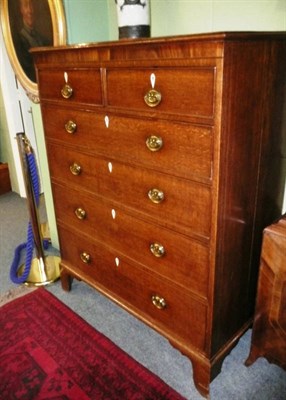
[
  {"left": 53, "top": 184, "right": 210, "bottom": 297},
  {"left": 48, "top": 144, "right": 211, "bottom": 239},
  {"left": 42, "top": 105, "right": 213, "bottom": 181},
  {"left": 58, "top": 225, "right": 207, "bottom": 351},
  {"left": 106, "top": 68, "right": 215, "bottom": 119},
  {"left": 38, "top": 69, "right": 102, "bottom": 105}
]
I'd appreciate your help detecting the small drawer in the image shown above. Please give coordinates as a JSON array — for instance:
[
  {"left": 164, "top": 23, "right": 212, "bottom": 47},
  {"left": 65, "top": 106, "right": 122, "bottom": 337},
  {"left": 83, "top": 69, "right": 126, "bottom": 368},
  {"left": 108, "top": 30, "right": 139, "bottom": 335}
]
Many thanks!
[
  {"left": 47, "top": 145, "right": 211, "bottom": 239},
  {"left": 58, "top": 225, "right": 207, "bottom": 352},
  {"left": 53, "top": 184, "right": 210, "bottom": 298},
  {"left": 38, "top": 68, "right": 102, "bottom": 105},
  {"left": 42, "top": 105, "right": 213, "bottom": 182},
  {"left": 106, "top": 67, "right": 215, "bottom": 120}
]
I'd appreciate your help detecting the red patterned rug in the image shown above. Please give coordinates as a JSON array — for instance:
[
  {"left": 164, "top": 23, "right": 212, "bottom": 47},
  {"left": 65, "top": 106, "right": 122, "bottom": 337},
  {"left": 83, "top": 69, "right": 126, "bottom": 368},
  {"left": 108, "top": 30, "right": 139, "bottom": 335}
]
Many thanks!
[{"left": 0, "top": 288, "right": 185, "bottom": 399}]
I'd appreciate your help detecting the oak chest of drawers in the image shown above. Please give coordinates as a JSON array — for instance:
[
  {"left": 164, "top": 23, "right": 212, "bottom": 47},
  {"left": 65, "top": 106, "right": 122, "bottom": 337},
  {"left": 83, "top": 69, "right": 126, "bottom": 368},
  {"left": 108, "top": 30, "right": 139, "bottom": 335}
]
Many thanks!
[{"left": 32, "top": 32, "right": 286, "bottom": 398}]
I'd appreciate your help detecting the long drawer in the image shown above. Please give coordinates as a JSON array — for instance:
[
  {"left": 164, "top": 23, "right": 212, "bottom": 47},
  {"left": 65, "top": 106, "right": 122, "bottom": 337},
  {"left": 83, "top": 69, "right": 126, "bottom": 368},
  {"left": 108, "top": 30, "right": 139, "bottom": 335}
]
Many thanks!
[
  {"left": 42, "top": 104, "right": 213, "bottom": 182},
  {"left": 47, "top": 143, "right": 211, "bottom": 240},
  {"left": 52, "top": 183, "right": 210, "bottom": 298},
  {"left": 58, "top": 224, "right": 208, "bottom": 352}
]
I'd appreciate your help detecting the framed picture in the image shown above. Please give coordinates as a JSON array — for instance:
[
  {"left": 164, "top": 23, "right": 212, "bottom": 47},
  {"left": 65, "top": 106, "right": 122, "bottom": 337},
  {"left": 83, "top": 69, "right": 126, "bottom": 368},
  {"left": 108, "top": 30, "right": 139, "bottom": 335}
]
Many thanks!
[{"left": 0, "top": 0, "right": 67, "bottom": 102}]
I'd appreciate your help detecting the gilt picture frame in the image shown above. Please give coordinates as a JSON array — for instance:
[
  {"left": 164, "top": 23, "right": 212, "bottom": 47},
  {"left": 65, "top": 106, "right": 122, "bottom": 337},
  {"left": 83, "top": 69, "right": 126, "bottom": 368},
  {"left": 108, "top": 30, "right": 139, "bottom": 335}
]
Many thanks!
[{"left": 0, "top": 0, "right": 67, "bottom": 103}]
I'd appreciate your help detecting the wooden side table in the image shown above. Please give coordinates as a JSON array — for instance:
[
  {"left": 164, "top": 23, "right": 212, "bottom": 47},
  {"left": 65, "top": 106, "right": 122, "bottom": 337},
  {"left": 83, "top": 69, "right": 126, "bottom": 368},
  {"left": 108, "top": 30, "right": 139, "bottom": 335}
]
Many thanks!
[
  {"left": 0, "top": 163, "right": 11, "bottom": 195},
  {"left": 246, "top": 215, "right": 286, "bottom": 370}
]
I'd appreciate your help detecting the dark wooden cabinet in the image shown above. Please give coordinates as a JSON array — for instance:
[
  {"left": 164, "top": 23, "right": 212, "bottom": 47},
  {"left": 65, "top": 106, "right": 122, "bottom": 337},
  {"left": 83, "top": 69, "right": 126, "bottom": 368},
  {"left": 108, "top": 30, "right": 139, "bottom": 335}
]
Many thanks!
[
  {"left": 246, "top": 215, "right": 286, "bottom": 370},
  {"left": 32, "top": 32, "right": 286, "bottom": 398}
]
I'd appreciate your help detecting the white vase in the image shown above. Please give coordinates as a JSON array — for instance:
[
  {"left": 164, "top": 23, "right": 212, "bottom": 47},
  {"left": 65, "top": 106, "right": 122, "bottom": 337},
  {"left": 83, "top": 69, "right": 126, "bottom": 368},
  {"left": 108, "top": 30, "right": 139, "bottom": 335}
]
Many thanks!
[{"left": 115, "top": 0, "right": 150, "bottom": 39}]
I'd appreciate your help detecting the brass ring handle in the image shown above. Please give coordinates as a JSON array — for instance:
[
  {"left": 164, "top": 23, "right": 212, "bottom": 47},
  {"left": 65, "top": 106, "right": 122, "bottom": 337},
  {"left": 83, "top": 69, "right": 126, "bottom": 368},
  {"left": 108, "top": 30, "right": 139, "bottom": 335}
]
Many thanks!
[
  {"left": 150, "top": 242, "right": 165, "bottom": 258},
  {"left": 70, "top": 162, "right": 81, "bottom": 176},
  {"left": 80, "top": 252, "right": 91, "bottom": 264},
  {"left": 146, "top": 135, "right": 163, "bottom": 152},
  {"left": 61, "top": 83, "right": 73, "bottom": 99},
  {"left": 151, "top": 295, "right": 167, "bottom": 310},
  {"left": 144, "top": 89, "right": 162, "bottom": 107},
  {"left": 65, "top": 120, "right": 77, "bottom": 134},
  {"left": 148, "top": 188, "right": 164, "bottom": 204},
  {"left": 75, "top": 207, "right": 86, "bottom": 220}
]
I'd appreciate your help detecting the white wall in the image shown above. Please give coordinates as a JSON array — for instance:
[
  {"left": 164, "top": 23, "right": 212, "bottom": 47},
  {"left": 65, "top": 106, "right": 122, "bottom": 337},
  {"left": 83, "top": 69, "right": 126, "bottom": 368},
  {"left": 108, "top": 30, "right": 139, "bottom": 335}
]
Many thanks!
[
  {"left": 151, "top": 0, "right": 286, "bottom": 36},
  {"left": 0, "top": 28, "right": 25, "bottom": 196},
  {"left": 0, "top": 26, "right": 44, "bottom": 198}
]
